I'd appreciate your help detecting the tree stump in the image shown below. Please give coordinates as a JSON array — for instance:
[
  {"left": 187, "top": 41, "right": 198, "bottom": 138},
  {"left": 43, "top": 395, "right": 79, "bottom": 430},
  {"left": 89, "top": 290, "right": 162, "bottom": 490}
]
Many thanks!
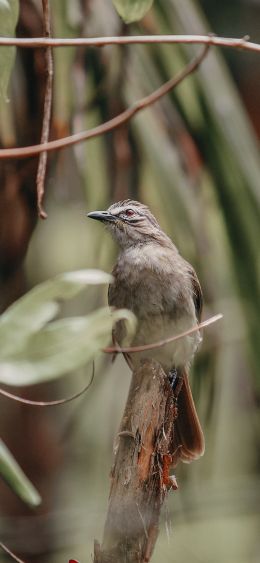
[{"left": 94, "top": 359, "right": 179, "bottom": 563}]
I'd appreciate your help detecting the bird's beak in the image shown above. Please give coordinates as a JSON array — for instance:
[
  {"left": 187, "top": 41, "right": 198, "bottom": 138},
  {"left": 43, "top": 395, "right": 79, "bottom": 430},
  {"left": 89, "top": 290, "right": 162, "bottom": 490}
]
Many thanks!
[{"left": 87, "top": 211, "right": 117, "bottom": 223}]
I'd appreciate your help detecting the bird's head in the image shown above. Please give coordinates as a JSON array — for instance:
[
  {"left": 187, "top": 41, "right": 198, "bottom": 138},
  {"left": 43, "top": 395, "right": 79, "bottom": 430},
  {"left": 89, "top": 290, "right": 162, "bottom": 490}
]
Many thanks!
[{"left": 87, "top": 200, "right": 166, "bottom": 249}]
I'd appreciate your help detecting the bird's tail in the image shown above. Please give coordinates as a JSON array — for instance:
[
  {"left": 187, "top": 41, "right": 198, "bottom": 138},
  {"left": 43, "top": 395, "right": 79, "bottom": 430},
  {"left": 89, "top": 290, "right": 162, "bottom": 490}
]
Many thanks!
[{"left": 171, "top": 368, "right": 205, "bottom": 466}]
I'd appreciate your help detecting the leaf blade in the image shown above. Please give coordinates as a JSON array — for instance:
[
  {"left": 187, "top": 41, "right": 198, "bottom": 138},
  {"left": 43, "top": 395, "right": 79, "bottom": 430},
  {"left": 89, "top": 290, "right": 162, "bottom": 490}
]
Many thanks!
[
  {"left": 0, "top": 439, "right": 41, "bottom": 507},
  {"left": 0, "top": 269, "right": 112, "bottom": 358},
  {"left": 0, "top": 308, "right": 136, "bottom": 386},
  {"left": 112, "top": 0, "right": 153, "bottom": 23}
]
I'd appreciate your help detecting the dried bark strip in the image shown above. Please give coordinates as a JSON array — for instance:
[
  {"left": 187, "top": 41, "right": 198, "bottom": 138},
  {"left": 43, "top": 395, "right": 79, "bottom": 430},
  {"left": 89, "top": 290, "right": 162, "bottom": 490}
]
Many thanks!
[
  {"left": 94, "top": 359, "right": 179, "bottom": 563},
  {"left": 36, "top": 0, "right": 53, "bottom": 219}
]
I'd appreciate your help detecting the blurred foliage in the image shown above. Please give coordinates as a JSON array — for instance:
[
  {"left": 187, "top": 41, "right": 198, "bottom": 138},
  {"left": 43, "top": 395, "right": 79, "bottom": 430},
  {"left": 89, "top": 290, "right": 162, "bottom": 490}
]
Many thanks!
[
  {"left": 0, "top": 0, "right": 19, "bottom": 100},
  {"left": 0, "top": 0, "right": 260, "bottom": 562},
  {"left": 0, "top": 269, "right": 135, "bottom": 506},
  {"left": 0, "top": 269, "right": 135, "bottom": 385}
]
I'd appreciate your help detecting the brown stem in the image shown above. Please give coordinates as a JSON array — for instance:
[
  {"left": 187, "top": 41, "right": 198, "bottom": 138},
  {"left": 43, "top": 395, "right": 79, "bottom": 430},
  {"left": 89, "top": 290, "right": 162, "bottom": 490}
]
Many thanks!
[
  {"left": 0, "top": 364, "right": 94, "bottom": 407},
  {"left": 0, "top": 45, "right": 209, "bottom": 160},
  {"left": 0, "top": 542, "right": 27, "bottom": 563},
  {"left": 0, "top": 33, "right": 257, "bottom": 52},
  {"left": 103, "top": 313, "right": 223, "bottom": 355},
  {"left": 94, "top": 359, "right": 179, "bottom": 563},
  {"left": 36, "top": 0, "right": 53, "bottom": 219}
]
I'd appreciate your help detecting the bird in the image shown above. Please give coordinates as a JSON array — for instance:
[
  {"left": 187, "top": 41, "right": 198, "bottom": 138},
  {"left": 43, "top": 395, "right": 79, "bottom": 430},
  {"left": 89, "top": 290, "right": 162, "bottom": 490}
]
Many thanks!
[{"left": 88, "top": 199, "right": 205, "bottom": 466}]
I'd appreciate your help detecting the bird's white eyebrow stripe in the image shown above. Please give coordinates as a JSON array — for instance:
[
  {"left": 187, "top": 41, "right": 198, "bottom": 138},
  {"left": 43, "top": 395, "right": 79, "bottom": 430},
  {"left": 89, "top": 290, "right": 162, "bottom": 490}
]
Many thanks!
[{"left": 112, "top": 207, "right": 144, "bottom": 217}]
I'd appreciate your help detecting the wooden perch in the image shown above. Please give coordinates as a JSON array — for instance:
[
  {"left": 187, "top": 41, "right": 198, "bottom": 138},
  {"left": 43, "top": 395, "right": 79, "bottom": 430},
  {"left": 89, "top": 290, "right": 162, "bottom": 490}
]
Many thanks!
[{"left": 94, "top": 359, "right": 179, "bottom": 563}]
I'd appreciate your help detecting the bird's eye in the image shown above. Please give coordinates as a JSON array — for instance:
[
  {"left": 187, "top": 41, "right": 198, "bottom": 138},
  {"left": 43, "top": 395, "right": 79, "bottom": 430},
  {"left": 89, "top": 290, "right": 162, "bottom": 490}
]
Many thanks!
[{"left": 125, "top": 209, "right": 135, "bottom": 217}]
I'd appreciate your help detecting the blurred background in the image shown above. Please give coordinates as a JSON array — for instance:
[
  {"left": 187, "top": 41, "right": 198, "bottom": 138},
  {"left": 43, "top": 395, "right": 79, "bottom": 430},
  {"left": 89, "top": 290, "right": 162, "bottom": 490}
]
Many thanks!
[{"left": 0, "top": 0, "right": 260, "bottom": 562}]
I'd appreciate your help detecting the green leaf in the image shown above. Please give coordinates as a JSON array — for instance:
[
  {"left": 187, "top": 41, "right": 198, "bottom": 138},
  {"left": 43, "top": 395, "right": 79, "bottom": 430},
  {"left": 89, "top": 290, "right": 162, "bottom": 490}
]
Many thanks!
[
  {"left": 112, "top": 0, "right": 153, "bottom": 23},
  {"left": 0, "top": 308, "right": 136, "bottom": 386},
  {"left": 0, "top": 0, "right": 19, "bottom": 100},
  {"left": 0, "top": 269, "right": 112, "bottom": 358},
  {"left": 0, "top": 439, "right": 41, "bottom": 507}
]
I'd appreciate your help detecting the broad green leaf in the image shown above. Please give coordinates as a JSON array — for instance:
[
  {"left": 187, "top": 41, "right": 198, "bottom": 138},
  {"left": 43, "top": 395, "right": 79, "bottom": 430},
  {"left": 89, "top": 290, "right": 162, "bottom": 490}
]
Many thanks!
[
  {"left": 0, "top": 0, "right": 19, "bottom": 100},
  {"left": 0, "top": 308, "right": 136, "bottom": 386},
  {"left": 0, "top": 269, "right": 112, "bottom": 358},
  {"left": 112, "top": 0, "right": 153, "bottom": 23},
  {"left": 0, "top": 439, "right": 41, "bottom": 507}
]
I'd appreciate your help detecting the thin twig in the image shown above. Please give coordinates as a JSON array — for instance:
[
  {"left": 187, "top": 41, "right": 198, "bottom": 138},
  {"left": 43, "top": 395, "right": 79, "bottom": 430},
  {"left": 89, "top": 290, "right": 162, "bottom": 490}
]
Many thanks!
[
  {"left": 36, "top": 0, "right": 53, "bottom": 219},
  {"left": 0, "top": 33, "right": 257, "bottom": 52},
  {"left": 0, "top": 365, "right": 95, "bottom": 407},
  {"left": 103, "top": 313, "right": 223, "bottom": 354},
  {"left": 0, "top": 45, "right": 209, "bottom": 160},
  {"left": 0, "top": 542, "right": 26, "bottom": 563}
]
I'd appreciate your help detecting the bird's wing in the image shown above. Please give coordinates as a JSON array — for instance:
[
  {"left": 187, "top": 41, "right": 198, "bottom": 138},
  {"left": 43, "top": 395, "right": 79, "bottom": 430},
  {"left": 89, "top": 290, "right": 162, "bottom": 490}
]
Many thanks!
[{"left": 188, "top": 266, "right": 203, "bottom": 322}]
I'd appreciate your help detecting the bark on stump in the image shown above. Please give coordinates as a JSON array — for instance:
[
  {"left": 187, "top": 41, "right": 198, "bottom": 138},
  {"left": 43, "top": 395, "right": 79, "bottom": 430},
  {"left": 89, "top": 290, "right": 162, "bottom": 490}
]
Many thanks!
[{"left": 94, "top": 359, "right": 178, "bottom": 563}]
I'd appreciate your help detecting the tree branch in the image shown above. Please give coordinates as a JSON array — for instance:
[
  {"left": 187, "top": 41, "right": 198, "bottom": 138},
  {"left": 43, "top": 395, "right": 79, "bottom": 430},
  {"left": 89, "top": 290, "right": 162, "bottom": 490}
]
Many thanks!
[
  {"left": 0, "top": 45, "right": 209, "bottom": 160},
  {"left": 94, "top": 359, "right": 179, "bottom": 563},
  {"left": 0, "top": 33, "right": 258, "bottom": 52},
  {"left": 36, "top": 0, "right": 53, "bottom": 219}
]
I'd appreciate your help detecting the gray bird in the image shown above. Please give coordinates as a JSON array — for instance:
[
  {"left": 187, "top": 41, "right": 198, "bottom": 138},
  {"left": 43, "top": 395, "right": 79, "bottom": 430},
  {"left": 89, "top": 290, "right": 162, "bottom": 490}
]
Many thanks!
[{"left": 88, "top": 199, "right": 205, "bottom": 466}]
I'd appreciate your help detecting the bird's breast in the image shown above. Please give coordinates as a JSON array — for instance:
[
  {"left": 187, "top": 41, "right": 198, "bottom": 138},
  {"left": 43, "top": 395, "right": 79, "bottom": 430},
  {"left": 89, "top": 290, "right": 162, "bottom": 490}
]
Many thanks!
[
  {"left": 109, "top": 246, "right": 201, "bottom": 370},
  {"left": 111, "top": 246, "right": 193, "bottom": 317}
]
